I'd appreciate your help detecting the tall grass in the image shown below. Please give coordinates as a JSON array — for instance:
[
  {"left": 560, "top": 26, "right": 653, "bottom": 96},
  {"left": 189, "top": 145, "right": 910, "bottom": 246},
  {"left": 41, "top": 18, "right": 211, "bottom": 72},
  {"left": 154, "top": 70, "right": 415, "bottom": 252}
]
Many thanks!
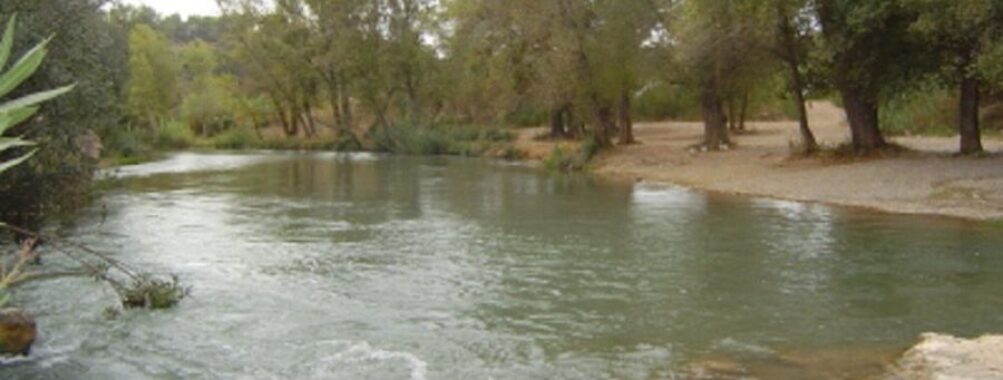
[
  {"left": 369, "top": 123, "right": 515, "bottom": 156},
  {"left": 881, "top": 84, "right": 956, "bottom": 136}
]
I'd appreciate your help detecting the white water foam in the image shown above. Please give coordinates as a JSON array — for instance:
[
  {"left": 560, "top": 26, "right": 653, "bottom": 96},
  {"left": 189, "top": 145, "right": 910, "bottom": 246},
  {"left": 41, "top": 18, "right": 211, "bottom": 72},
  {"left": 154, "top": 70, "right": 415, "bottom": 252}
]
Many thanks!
[{"left": 330, "top": 341, "right": 428, "bottom": 380}]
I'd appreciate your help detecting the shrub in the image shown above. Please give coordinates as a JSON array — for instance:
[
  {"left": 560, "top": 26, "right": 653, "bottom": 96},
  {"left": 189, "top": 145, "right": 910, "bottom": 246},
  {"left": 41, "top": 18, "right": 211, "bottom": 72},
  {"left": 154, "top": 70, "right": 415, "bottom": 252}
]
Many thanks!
[
  {"left": 104, "top": 128, "right": 150, "bottom": 159},
  {"left": 153, "top": 120, "right": 197, "bottom": 150},
  {"left": 881, "top": 83, "right": 956, "bottom": 136},
  {"left": 207, "top": 126, "right": 258, "bottom": 150},
  {"left": 120, "top": 275, "right": 189, "bottom": 310}
]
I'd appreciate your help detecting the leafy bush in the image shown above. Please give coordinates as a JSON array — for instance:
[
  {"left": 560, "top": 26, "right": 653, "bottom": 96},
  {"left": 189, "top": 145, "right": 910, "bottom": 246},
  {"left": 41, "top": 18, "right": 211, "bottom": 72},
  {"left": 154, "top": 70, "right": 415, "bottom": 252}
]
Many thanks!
[
  {"left": 543, "top": 137, "right": 601, "bottom": 172},
  {"left": 369, "top": 123, "right": 515, "bottom": 156},
  {"left": 369, "top": 122, "right": 455, "bottom": 155},
  {"left": 153, "top": 119, "right": 197, "bottom": 149},
  {"left": 634, "top": 82, "right": 701, "bottom": 121},
  {"left": 505, "top": 104, "right": 549, "bottom": 127},
  {"left": 120, "top": 274, "right": 189, "bottom": 310},
  {"left": 104, "top": 128, "right": 149, "bottom": 159},
  {"left": 206, "top": 126, "right": 258, "bottom": 150},
  {"left": 880, "top": 83, "right": 956, "bottom": 136}
]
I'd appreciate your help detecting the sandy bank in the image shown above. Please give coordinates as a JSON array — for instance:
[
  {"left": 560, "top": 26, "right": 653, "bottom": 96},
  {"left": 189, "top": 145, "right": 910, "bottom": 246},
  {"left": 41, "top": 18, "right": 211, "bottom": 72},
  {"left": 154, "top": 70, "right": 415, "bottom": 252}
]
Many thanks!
[{"left": 518, "top": 102, "right": 1003, "bottom": 221}]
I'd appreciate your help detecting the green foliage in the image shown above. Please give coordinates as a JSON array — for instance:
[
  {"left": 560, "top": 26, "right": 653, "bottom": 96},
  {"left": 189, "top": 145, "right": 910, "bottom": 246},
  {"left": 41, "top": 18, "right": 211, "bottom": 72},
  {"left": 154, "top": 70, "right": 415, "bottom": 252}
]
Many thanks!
[
  {"left": 179, "top": 40, "right": 238, "bottom": 136},
  {"left": 104, "top": 128, "right": 150, "bottom": 160},
  {"left": 0, "top": 15, "right": 73, "bottom": 175},
  {"left": 121, "top": 274, "right": 189, "bottom": 310},
  {"left": 126, "top": 24, "right": 178, "bottom": 126},
  {"left": 634, "top": 83, "right": 702, "bottom": 121},
  {"left": 153, "top": 119, "right": 197, "bottom": 149},
  {"left": 0, "top": 2, "right": 127, "bottom": 229},
  {"left": 880, "top": 84, "right": 956, "bottom": 136},
  {"left": 205, "top": 126, "right": 258, "bottom": 150},
  {"left": 368, "top": 122, "right": 515, "bottom": 156},
  {"left": 543, "top": 140, "right": 600, "bottom": 173}
]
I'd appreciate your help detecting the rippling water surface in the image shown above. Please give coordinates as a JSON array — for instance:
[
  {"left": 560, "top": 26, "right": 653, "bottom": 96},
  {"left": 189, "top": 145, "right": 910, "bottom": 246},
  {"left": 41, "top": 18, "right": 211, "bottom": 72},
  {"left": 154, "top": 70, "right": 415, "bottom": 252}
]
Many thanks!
[{"left": 4, "top": 152, "right": 1003, "bottom": 379}]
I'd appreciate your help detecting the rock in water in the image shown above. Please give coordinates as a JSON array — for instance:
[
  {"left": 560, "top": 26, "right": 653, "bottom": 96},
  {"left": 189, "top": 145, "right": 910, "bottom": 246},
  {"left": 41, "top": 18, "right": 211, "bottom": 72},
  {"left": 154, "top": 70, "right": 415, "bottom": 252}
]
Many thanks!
[
  {"left": 0, "top": 308, "right": 37, "bottom": 356},
  {"left": 886, "top": 333, "right": 1003, "bottom": 380}
]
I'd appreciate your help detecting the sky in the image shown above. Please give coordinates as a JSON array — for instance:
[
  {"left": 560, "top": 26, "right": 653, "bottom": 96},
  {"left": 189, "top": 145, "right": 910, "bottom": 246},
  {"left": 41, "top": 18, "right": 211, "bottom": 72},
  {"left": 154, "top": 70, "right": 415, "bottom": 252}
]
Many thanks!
[{"left": 121, "top": 0, "right": 221, "bottom": 18}]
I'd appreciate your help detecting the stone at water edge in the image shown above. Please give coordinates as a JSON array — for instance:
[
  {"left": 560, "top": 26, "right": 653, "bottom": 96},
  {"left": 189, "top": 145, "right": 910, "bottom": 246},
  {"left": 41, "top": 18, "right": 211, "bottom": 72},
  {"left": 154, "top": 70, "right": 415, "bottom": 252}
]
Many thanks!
[
  {"left": 0, "top": 308, "right": 36, "bottom": 356},
  {"left": 886, "top": 333, "right": 1003, "bottom": 380}
]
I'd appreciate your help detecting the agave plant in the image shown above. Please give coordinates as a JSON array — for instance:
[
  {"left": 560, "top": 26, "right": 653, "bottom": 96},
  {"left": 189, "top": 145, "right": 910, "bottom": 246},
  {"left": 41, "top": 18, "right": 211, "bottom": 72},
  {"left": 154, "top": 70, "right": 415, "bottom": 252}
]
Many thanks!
[
  {"left": 0, "top": 14, "right": 75, "bottom": 175},
  {"left": 0, "top": 14, "right": 73, "bottom": 307}
]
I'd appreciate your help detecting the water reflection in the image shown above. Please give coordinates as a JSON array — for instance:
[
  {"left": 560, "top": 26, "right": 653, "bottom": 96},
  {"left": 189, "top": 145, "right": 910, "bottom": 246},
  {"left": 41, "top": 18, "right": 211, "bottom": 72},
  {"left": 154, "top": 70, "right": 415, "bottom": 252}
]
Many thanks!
[{"left": 5, "top": 152, "right": 1003, "bottom": 379}]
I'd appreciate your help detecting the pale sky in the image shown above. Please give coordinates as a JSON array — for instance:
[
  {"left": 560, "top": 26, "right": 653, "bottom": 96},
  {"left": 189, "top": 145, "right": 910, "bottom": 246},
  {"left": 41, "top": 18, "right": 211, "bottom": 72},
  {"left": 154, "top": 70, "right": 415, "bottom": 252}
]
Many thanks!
[{"left": 122, "top": 0, "right": 221, "bottom": 18}]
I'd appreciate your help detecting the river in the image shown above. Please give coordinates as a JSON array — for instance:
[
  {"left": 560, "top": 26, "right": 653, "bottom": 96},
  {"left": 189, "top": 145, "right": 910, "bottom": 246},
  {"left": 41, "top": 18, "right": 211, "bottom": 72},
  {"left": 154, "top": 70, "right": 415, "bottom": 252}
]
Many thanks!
[{"left": 4, "top": 152, "right": 1003, "bottom": 379}]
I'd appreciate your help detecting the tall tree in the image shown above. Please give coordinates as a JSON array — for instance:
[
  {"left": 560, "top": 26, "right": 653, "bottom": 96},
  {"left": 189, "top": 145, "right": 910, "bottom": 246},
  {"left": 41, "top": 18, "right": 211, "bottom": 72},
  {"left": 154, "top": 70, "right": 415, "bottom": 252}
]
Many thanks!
[
  {"left": 672, "top": 0, "right": 762, "bottom": 150},
  {"left": 126, "top": 24, "right": 179, "bottom": 127},
  {"left": 815, "top": 0, "right": 923, "bottom": 152},
  {"left": 765, "top": 0, "right": 819, "bottom": 152},
  {"left": 905, "top": 0, "right": 1003, "bottom": 154}
]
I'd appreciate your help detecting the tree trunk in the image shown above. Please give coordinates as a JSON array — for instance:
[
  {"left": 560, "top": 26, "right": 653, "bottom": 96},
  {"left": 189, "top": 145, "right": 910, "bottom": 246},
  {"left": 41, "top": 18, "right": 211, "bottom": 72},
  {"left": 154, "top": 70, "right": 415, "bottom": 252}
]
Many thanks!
[
  {"left": 701, "top": 85, "right": 730, "bottom": 150},
  {"left": 270, "top": 95, "right": 295, "bottom": 137},
  {"left": 302, "top": 99, "right": 317, "bottom": 138},
  {"left": 776, "top": 9, "right": 818, "bottom": 152},
  {"left": 727, "top": 97, "right": 738, "bottom": 131},
  {"left": 550, "top": 105, "right": 567, "bottom": 139},
  {"left": 618, "top": 89, "right": 636, "bottom": 145},
  {"left": 287, "top": 102, "right": 301, "bottom": 137},
  {"left": 339, "top": 79, "right": 354, "bottom": 130},
  {"left": 738, "top": 92, "right": 749, "bottom": 131},
  {"left": 329, "top": 88, "right": 343, "bottom": 131},
  {"left": 959, "top": 76, "right": 983, "bottom": 155},
  {"left": 840, "top": 88, "right": 885, "bottom": 152},
  {"left": 593, "top": 104, "right": 616, "bottom": 148},
  {"left": 789, "top": 68, "right": 818, "bottom": 153}
]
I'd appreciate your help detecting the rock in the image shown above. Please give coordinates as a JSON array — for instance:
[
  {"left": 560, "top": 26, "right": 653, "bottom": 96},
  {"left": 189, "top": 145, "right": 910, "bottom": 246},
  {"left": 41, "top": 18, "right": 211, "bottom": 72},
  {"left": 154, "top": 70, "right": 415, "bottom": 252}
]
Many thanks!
[
  {"left": 73, "top": 129, "right": 103, "bottom": 160},
  {"left": 886, "top": 333, "right": 1003, "bottom": 380},
  {"left": 0, "top": 308, "right": 36, "bottom": 356}
]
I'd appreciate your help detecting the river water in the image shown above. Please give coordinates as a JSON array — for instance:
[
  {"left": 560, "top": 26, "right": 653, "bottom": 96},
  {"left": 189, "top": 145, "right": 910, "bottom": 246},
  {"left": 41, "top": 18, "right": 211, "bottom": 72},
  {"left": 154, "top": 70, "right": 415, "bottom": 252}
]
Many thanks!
[{"left": 3, "top": 152, "right": 1003, "bottom": 379}]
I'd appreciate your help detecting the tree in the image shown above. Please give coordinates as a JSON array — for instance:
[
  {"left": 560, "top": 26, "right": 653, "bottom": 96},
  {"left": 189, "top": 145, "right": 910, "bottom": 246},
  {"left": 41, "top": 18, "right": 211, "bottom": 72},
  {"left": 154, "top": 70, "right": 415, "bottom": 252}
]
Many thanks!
[
  {"left": 672, "top": 0, "right": 763, "bottom": 150},
  {"left": 0, "top": 0, "right": 126, "bottom": 229},
  {"left": 764, "top": 0, "right": 819, "bottom": 152},
  {"left": 180, "top": 40, "right": 236, "bottom": 136},
  {"left": 905, "top": 0, "right": 1003, "bottom": 154},
  {"left": 815, "top": 0, "right": 924, "bottom": 153},
  {"left": 126, "top": 24, "right": 179, "bottom": 127}
]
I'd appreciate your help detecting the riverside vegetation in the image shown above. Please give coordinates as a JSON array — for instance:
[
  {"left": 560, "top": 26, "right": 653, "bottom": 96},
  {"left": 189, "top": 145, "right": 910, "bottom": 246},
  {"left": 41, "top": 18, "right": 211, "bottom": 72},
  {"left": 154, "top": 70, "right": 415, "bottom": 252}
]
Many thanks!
[{"left": 0, "top": 14, "right": 185, "bottom": 355}]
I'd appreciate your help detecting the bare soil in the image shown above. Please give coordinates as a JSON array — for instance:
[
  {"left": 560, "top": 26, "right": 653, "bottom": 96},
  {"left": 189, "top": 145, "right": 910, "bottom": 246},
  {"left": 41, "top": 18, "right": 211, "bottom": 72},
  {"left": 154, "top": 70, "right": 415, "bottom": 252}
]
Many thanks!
[{"left": 517, "top": 102, "right": 1003, "bottom": 221}]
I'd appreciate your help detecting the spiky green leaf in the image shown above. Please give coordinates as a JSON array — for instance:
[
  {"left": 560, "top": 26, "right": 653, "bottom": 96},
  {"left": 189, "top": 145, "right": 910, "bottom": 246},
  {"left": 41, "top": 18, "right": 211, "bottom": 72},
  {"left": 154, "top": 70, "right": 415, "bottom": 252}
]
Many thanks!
[
  {"left": 0, "top": 106, "right": 39, "bottom": 135},
  {"left": 0, "top": 149, "right": 35, "bottom": 174},
  {"left": 0, "top": 16, "right": 14, "bottom": 70},
  {"left": 0, "top": 137, "right": 34, "bottom": 151},
  {"left": 0, "top": 37, "right": 51, "bottom": 98},
  {"left": 0, "top": 84, "right": 74, "bottom": 114}
]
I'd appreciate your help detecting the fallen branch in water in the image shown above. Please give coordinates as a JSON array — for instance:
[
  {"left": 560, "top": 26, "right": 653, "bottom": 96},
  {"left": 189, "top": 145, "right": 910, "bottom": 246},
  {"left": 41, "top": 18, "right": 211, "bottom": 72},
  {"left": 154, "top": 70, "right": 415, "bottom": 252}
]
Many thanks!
[{"left": 0, "top": 223, "right": 189, "bottom": 310}]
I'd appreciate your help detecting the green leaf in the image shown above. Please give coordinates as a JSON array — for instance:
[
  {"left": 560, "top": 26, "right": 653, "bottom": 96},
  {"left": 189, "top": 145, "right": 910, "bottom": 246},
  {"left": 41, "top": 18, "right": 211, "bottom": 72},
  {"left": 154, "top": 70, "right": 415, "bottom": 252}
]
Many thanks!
[
  {"left": 0, "top": 15, "right": 14, "bottom": 70},
  {"left": 0, "top": 37, "right": 51, "bottom": 99},
  {"left": 0, "top": 106, "right": 39, "bottom": 135},
  {"left": 0, "top": 137, "right": 34, "bottom": 152},
  {"left": 0, "top": 84, "right": 74, "bottom": 114},
  {"left": 0, "top": 149, "right": 35, "bottom": 174}
]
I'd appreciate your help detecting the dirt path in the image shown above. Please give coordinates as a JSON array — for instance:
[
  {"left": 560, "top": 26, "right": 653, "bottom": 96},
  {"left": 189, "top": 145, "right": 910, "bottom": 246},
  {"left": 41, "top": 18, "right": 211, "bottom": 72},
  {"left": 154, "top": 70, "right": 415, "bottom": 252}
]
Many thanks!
[{"left": 516, "top": 102, "right": 1003, "bottom": 221}]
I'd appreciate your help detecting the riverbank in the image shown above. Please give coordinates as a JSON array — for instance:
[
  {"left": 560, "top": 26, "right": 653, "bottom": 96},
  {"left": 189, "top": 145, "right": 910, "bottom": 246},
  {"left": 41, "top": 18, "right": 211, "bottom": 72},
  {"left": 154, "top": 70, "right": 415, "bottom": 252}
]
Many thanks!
[{"left": 518, "top": 102, "right": 1003, "bottom": 222}]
